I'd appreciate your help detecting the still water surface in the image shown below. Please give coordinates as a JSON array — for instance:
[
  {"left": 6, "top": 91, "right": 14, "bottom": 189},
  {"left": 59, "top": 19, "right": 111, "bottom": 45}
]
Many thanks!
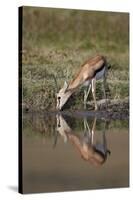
[{"left": 22, "top": 112, "right": 129, "bottom": 194}]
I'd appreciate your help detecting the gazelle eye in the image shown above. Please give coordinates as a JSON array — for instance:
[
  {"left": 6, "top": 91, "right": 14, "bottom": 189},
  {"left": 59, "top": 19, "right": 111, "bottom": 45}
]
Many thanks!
[{"left": 58, "top": 96, "right": 61, "bottom": 100}]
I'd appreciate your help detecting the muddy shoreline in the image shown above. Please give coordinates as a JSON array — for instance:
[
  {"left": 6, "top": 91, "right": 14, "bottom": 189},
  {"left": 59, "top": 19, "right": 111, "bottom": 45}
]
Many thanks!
[{"left": 22, "top": 98, "right": 129, "bottom": 120}]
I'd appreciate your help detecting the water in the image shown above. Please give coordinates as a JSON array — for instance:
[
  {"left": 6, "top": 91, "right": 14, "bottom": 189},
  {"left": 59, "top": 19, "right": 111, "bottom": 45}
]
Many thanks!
[{"left": 22, "top": 112, "right": 129, "bottom": 194}]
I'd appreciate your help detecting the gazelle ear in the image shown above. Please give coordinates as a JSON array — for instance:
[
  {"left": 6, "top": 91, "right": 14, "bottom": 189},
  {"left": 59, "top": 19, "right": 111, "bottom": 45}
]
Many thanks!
[{"left": 63, "top": 81, "right": 68, "bottom": 91}]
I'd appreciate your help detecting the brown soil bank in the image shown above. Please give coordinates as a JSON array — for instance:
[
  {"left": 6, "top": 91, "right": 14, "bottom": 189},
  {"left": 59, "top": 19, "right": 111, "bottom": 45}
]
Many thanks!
[{"left": 22, "top": 98, "right": 129, "bottom": 120}]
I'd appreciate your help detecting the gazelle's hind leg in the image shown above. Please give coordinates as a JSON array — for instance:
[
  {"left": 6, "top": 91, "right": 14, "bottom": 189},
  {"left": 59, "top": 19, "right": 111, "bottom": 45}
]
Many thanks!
[
  {"left": 91, "top": 117, "right": 97, "bottom": 144},
  {"left": 84, "top": 83, "right": 91, "bottom": 109},
  {"left": 91, "top": 78, "right": 98, "bottom": 111},
  {"left": 101, "top": 120, "right": 111, "bottom": 155},
  {"left": 102, "top": 74, "right": 108, "bottom": 109}
]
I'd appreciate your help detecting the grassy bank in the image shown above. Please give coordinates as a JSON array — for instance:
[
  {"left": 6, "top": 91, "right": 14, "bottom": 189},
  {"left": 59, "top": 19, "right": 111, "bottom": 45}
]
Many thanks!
[{"left": 21, "top": 7, "right": 129, "bottom": 111}]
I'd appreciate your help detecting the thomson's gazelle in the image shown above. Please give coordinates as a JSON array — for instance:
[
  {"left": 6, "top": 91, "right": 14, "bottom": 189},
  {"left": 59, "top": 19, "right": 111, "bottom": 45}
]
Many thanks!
[{"left": 56, "top": 55, "right": 109, "bottom": 110}]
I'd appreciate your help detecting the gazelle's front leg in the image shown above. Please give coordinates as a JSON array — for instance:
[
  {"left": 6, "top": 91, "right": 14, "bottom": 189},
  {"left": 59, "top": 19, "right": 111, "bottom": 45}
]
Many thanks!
[
  {"left": 91, "top": 78, "right": 98, "bottom": 110},
  {"left": 84, "top": 83, "right": 91, "bottom": 109},
  {"left": 83, "top": 118, "right": 91, "bottom": 136}
]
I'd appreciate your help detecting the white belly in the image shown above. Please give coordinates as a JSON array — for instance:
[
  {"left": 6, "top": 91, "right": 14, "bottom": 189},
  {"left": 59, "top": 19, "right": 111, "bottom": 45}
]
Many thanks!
[
  {"left": 83, "top": 66, "right": 106, "bottom": 87},
  {"left": 95, "top": 66, "right": 106, "bottom": 80},
  {"left": 83, "top": 80, "right": 91, "bottom": 87}
]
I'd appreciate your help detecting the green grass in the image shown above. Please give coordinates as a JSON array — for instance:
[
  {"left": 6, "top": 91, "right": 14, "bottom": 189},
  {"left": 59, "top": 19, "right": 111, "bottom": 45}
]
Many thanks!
[{"left": 21, "top": 7, "right": 129, "bottom": 111}]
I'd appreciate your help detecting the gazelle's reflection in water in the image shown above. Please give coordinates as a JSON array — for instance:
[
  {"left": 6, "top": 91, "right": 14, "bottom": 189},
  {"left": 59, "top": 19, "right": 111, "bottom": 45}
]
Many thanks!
[{"left": 56, "top": 114, "right": 111, "bottom": 166}]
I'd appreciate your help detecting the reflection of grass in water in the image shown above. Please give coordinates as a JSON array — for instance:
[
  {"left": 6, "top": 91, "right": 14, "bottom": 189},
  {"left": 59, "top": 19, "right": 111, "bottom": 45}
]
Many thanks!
[
  {"left": 21, "top": 7, "right": 129, "bottom": 111},
  {"left": 64, "top": 117, "right": 129, "bottom": 131},
  {"left": 23, "top": 114, "right": 128, "bottom": 138},
  {"left": 109, "top": 120, "right": 128, "bottom": 130}
]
